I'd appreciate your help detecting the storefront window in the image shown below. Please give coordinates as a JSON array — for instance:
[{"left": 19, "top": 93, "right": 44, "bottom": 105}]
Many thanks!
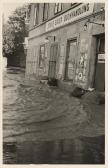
[
  {"left": 39, "top": 45, "right": 45, "bottom": 68},
  {"left": 43, "top": 3, "right": 49, "bottom": 21},
  {"left": 34, "top": 4, "right": 39, "bottom": 26},
  {"left": 54, "top": 3, "right": 62, "bottom": 14}
]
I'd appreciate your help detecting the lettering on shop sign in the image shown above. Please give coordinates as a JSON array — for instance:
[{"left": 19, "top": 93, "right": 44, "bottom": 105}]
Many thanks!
[{"left": 46, "top": 3, "right": 94, "bottom": 32}]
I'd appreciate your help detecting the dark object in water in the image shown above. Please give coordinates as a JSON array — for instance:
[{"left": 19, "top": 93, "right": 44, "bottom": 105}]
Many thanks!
[
  {"left": 70, "top": 87, "right": 87, "bottom": 98},
  {"left": 98, "top": 95, "right": 105, "bottom": 105},
  {"left": 47, "top": 78, "right": 58, "bottom": 86},
  {"left": 93, "top": 93, "right": 105, "bottom": 105},
  {"left": 81, "top": 91, "right": 105, "bottom": 105}
]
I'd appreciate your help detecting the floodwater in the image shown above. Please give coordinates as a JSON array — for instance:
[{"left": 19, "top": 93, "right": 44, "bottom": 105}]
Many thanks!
[{"left": 3, "top": 67, "right": 105, "bottom": 164}]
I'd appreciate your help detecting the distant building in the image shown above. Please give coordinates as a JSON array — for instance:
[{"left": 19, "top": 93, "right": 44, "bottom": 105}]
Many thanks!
[{"left": 26, "top": 3, "right": 105, "bottom": 91}]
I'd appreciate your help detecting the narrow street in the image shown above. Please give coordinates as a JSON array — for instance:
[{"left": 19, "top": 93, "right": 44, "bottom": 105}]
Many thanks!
[{"left": 3, "top": 67, "right": 105, "bottom": 164}]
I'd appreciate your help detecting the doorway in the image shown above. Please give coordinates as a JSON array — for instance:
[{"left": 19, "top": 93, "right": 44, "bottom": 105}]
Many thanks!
[
  {"left": 94, "top": 34, "right": 105, "bottom": 91},
  {"left": 65, "top": 39, "right": 77, "bottom": 80},
  {"left": 48, "top": 43, "right": 58, "bottom": 78}
]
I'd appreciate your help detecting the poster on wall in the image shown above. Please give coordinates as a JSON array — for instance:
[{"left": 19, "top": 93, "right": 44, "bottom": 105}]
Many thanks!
[{"left": 75, "top": 38, "right": 89, "bottom": 86}]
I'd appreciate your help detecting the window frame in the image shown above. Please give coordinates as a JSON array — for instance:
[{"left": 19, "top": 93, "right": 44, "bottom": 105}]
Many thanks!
[
  {"left": 34, "top": 4, "right": 39, "bottom": 26},
  {"left": 43, "top": 3, "right": 49, "bottom": 21},
  {"left": 54, "top": 3, "right": 62, "bottom": 14}
]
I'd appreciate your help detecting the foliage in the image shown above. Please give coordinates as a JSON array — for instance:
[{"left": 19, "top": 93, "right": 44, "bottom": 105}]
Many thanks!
[{"left": 3, "top": 4, "right": 30, "bottom": 59}]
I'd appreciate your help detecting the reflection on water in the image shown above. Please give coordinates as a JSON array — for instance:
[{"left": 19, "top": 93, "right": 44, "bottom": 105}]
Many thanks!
[
  {"left": 3, "top": 142, "right": 17, "bottom": 164},
  {"left": 3, "top": 136, "right": 104, "bottom": 164},
  {"left": 3, "top": 68, "right": 105, "bottom": 164}
]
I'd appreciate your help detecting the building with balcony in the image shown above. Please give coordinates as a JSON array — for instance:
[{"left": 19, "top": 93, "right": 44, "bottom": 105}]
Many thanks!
[{"left": 26, "top": 3, "right": 105, "bottom": 91}]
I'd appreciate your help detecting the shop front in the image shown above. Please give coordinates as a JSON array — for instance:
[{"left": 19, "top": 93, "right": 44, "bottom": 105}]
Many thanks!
[
  {"left": 26, "top": 3, "right": 105, "bottom": 91},
  {"left": 44, "top": 3, "right": 95, "bottom": 90}
]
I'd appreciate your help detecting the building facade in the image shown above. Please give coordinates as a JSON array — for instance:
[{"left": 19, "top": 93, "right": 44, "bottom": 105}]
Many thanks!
[{"left": 26, "top": 3, "right": 105, "bottom": 91}]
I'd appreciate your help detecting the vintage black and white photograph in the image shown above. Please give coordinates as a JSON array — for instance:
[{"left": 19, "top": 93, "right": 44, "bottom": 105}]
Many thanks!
[{"left": 2, "top": 1, "right": 105, "bottom": 164}]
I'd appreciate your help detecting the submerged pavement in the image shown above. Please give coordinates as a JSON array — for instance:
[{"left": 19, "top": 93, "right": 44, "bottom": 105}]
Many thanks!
[{"left": 3, "top": 68, "right": 105, "bottom": 164}]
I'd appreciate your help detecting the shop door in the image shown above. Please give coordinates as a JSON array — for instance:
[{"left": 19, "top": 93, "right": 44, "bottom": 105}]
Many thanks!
[
  {"left": 66, "top": 39, "right": 77, "bottom": 80},
  {"left": 48, "top": 44, "right": 58, "bottom": 78},
  {"left": 94, "top": 35, "right": 105, "bottom": 91}
]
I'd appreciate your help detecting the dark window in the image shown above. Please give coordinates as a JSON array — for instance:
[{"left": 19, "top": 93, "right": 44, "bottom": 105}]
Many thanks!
[
  {"left": 43, "top": 3, "right": 49, "bottom": 21},
  {"left": 54, "top": 3, "right": 62, "bottom": 14},
  {"left": 34, "top": 4, "right": 39, "bottom": 26},
  {"left": 98, "top": 37, "right": 105, "bottom": 53},
  {"left": 39, "top": 45, "right": 45, "bottom": 68}
]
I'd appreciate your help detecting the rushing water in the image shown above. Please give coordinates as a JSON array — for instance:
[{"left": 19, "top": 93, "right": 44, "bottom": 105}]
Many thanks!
[{"left": 3, "top": 67, "right": 105, "bottom": 164}]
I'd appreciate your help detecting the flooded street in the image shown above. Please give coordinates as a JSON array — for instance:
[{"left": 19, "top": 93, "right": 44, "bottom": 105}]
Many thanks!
[{"left": 3, "top": 68, "right": 105, "bottom": 164}]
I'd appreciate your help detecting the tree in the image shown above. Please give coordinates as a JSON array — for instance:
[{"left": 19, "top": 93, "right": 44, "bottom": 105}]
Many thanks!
[
  {"left": 3, "top": 4, "right": 30, "bottom": 67},
  {"left": 3, "top": 23, "right": 14, "bottom": 56}
]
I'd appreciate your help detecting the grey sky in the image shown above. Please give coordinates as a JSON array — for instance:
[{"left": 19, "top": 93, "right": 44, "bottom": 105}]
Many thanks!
[{"left": 3, "top": 3, "right": 25, "bottom": 22}]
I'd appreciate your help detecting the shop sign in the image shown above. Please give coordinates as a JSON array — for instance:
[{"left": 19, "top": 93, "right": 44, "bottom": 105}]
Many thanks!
[
  {"left": 46, "top": 3, "right": 94, "bottom": 32},
  {"left": 98, "top": 54, "right": 105, "bottom": 63}
]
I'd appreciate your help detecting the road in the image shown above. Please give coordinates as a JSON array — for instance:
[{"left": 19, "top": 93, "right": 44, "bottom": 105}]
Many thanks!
[{"left": 3, "top": 67, "right": 105, "bottom": 164}]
